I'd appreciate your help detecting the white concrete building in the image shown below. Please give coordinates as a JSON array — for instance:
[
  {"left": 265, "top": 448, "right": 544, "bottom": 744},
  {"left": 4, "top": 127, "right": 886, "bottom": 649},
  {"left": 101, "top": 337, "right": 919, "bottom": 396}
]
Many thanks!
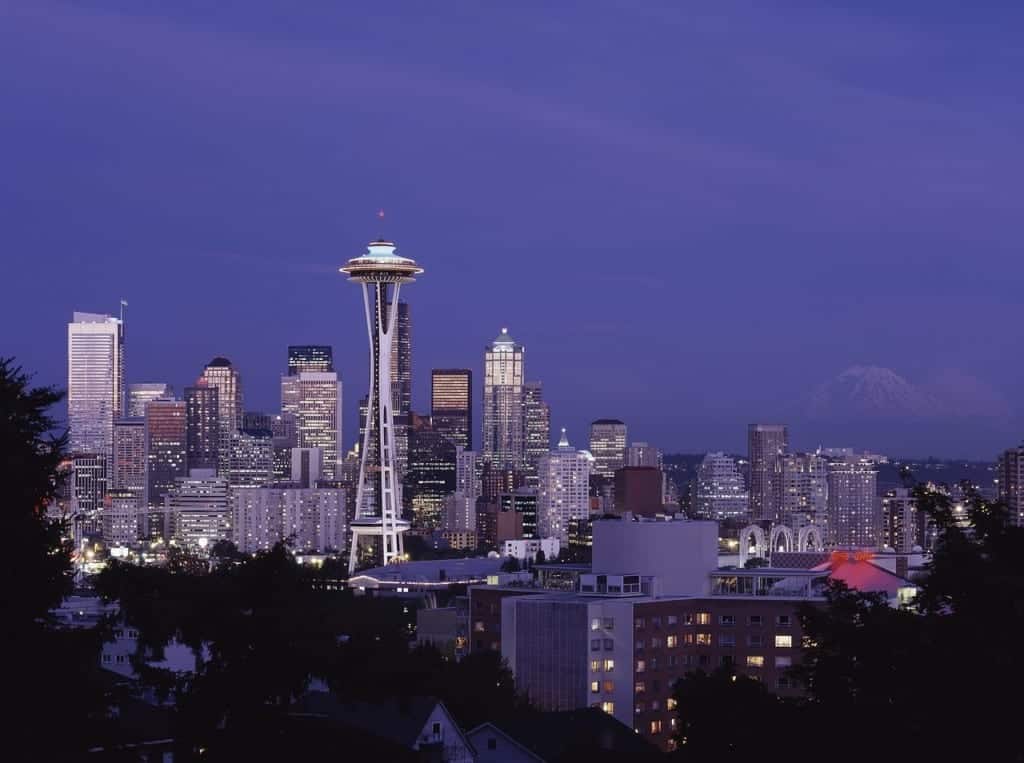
[
  {"left": 503, "top": 537, "right": 560, "bottom": 561},
  {"left": 537, "top": 429, "right": 591, "bottom": 543},
  {"left": 166, "top": 469, "right": 231, "bottom": 548},
  {"left": 232, "top": 486, "right": 346, "bottom": 553},
  {"left": 694, "top": 452, "right": 748, "bottom": 520}
]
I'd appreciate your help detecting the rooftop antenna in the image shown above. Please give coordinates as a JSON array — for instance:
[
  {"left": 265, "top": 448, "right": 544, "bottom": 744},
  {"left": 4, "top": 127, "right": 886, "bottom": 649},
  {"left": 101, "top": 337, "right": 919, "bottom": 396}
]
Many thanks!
[{"left": 377, "top": 208, "right": 386, "bottom": 241}]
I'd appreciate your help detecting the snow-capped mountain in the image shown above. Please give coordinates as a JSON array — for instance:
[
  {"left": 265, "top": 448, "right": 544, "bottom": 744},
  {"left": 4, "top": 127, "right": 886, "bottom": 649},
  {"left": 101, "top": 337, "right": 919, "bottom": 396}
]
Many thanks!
[{"left": 806, "top": 365, "right": 943, "bottom": 419}]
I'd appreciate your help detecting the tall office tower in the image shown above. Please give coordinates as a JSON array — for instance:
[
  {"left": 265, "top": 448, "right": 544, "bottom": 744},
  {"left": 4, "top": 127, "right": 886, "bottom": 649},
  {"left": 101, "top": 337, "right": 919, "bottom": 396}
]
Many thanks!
[
  {"left": 537, "top": 429, "right": 591, "bottom": 543},
  {"left": 291, "top": 447, "right": 324, "bottom": 488},
  {"left": 227, "top": 429, "right": 275, "bottom": 488},
  {"left": 281, "top": 371, "right": 342, "bottom": 479},
  {"left": 881, "top": 488, "right": 919, "bottom": 552},
  {"left": 271, "top": 413, "right": 297, "bottom": 481},
  {"left": 287, "top": 345, "right": 334, "bottom": 375},
  {"left": 127, "top": 383, "right": 173, "bottom": 417},
  {"left": 522, "top": 381, "right": 550, "bottom": 487},
  {"left": 748, "top": 424, "right": 788, "bottom": 521},
  {"left": 68, "top": 311, "right": 124, "bottom": 462},
  {"left": 997, "top": 444, "right": 1024, "bottom": 527},
  {"left": 694, "top": 452, "right": 749, "bottom": 520},
  {"left": 588, "top": 419, "right": 627, "bottom": 481},
  {"left": 627, "top": 442, "right": 662, "bottom": 468},
  {"left": 166, "top": 470, "right": 231, "bottom": 548},
  {"left": 444, "top": 447, "right": 481, "bottom": 533},
  {"left": 827, "top": 457, "right": 880, "bottom": 548},
  {"left": 482, "top": 328, "right": 525, "bottom": 469},
  {"left": 71, "top": 452, "right": 108, "bottom": 516},
  {"left": 232, "top": 486, "right": 347, "bottom": 554},
  {"left": 341, "top": 236, "right": 421, "bottom": 573},
  {"left": 405, "top": 414, "right": 457, "bottom": 529},
  {"left": 112, "top": 418, "right": 146, "bottom": 503},
  {"left": 432, "top": 369, "right": 472, "bottom": 449},
  {"left": 780, "top": 452, "right": 828, "bottom": 528},
  {"left": 185, "top": 385, "right": 220, "bottom": 472},
  {"left": 199, "top": 358, "right": 243, "bottom": 475},
  {"left": 144, "top": 398, "right": 187, "bottom": 539}
]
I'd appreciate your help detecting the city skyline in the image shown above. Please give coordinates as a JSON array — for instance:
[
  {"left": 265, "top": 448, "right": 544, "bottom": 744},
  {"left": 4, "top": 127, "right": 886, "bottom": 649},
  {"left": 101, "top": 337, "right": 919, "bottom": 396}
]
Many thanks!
[{"left": 5, "top": 3, "right": 1024, "bottom": 458}]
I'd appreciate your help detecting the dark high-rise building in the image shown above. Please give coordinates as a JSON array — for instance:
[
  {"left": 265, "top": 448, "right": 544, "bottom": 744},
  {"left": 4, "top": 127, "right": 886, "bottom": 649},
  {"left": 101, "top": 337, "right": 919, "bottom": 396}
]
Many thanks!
[
  {"left": 499, "top": 490, "right": 539, "bottom": 539},
  {"left": 271, "top": 413, "right": 297, "bottom": 481},
  {"left": 589, "top": 419, "right": 627, "bottom": 481},
  {"left": 390, "top": 302, "right": 412, "bottom": 481},
  {"left": 145, "top": 398, "right": 186, "bottom": 538},
  {"left": 432, "top": 369, "right": 472, "bottom": 450},
  {"left": 243, "top": 410, "right": 273, "bottom": 432},
  {"left": 227, "top": 429, "right": 275, "bottom": 488},
  {"left": 185, "top": 386, "right": 219, "bottom": 472},
  {"left": 405, "top": 414, "right": 457, "bottom": 529},
  {"left": 199, "top": 358, "right": 242, "bottom": 475},
  {"left": 748, "top": 424, "right": 788, "bottom": 521},
  {"left": 614, "top": 466, "right": 663, "bottom": 517},
  {"left": 287, "top": 345, "right": 334, "bottom": 375},
  {"left": 997, "top": 444, "right": 1024, "bottom": 527},
  {"left": 827, "top": 457, "right": 880, "bottom": 548},
  {"left": 522, "top": 381, "right": 549, "bottom": 487},
  {"left": 112, "top": 418, "right": 146, "bottom": 500}
]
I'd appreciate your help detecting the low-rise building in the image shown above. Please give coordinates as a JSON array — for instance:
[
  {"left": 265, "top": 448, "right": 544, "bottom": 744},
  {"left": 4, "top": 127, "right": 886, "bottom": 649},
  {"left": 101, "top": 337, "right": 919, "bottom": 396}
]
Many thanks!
[{"left": 503, "top": 537, "right": 560, "bottom": 562}]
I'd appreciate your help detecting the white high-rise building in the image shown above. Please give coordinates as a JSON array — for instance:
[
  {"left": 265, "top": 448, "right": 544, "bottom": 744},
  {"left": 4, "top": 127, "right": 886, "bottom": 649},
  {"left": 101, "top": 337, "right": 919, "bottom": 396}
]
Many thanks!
[
  {"left": 780, "top": 452, "right": 828, "bottom": 528},
  {"left": 127, "top": 383, "right": 173, "bottom": 418},
  {"left": 827, "top": 457, "right": 879, "bottom": 548},
  {"left": 232, "top": 487, "right": 347, "bottom": 554},
  {"left": 626, "top": 442, "right": 662, "bottom": 468},
  {"left": 281, "top": 371, "right": 342, "bottom": 480},
  {"left": 694, "top": 452, "right": 748, "bottom": 520},
  {"left": 589, "top": 420, "right": 627, "bottom": 480},
  {"left": 482, "top": 328, "right": 525, "bottom": 470},
  {"left": 166, "top": 470, "right": 231, "bottom": 549},
  {"left": 538, "top": 429, "right": 591, "bottom": 543},
  {"left": 68, "top": 311, "right": 124, "bottom": 462},
  {"left": 445, "top": 447, "right": 481, "bottom": 533}
]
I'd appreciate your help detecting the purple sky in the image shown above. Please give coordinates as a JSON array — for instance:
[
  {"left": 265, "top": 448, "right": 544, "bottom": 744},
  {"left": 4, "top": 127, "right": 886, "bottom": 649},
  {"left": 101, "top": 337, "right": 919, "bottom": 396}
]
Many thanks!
[{"left": 3, "top": 1, "right": 1022, "bottom": 458}]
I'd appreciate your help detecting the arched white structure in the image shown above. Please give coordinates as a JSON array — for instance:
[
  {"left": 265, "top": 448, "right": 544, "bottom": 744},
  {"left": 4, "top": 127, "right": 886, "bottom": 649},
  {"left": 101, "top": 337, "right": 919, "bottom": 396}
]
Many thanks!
[
  {"left": 798, "top": 524, "right": 824, "bottom": 552},
  {"left": 738, "top": 525, "right": 767, "bottom": 567},
  {"left": 769, "top": 524, "right": 795, "bottom": 554}
]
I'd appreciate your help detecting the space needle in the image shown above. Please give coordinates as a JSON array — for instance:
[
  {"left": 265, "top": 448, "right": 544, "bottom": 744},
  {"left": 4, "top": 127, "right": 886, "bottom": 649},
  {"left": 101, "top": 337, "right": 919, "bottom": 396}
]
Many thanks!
[{"left": 341, "top": 216, "right": 422, "bottom": 574}]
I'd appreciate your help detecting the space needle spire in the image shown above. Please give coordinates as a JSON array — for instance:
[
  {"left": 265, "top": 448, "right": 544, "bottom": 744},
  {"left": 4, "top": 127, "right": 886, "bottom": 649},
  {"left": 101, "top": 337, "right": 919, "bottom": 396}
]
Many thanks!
[{"left": 341, "top": 218, "right": 423, "bottom": 574}]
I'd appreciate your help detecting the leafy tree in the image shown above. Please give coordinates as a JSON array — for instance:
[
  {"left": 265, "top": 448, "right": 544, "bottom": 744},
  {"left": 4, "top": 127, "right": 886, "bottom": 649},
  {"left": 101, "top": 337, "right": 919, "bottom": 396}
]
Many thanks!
[
  {"left": 534, "top": 548, "right": 546, "bottom": 565},
  {"left": 501, "top": 555, "right": 522, "bottom": 572}
]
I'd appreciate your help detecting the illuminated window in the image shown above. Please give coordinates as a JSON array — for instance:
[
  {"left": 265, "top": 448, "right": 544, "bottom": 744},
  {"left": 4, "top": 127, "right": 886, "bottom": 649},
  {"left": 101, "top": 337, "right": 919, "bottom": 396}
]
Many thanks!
[
  {"left": 650, "top": 720, "right": 663, "bottom": 734},
  {"left": 635, "top": 702, "right": 644, "bottom": 714},
  {"left": 603, "top": 680, "right": 614, "bottom": 693},
  {"left": 603, "top": 659, "right": 615, "bottom": 672},
  {"left": 684, "top": 633, "right": 694, "bottom": 645},
  {"left": 683, "top": 613, "right": 694, "bottom": 625},
  {"left": 591, "top": 681, "right": 600, "bottom": 693},
  {"left": 591, "top": 660, "right": 601, "bottom": 673},
  {"left": 747, "top": 655, "right": 765, "bottom": 667},
  {"left": 667, "top": 697, "right": 677, "bottom": 711},
  {"left": 696, "top": 633, "right": 712, "bottom": 645},
  {"left": 696, "top": 613, "right": 711, "bottom": 625},
  {"left": 670, "top": 717, "right": 678, "bottom": 730},
  {"left": 636, "top": 660, "right": 646, "bottom": 673},
  {"left": 775, "top": 656, "right": 792, "bottom": 668},
  {"left": 591, "top": 618, "right": 601, "bottom": 631},
  {"left": 601, "top": 701, "right": 615, "bottom": 715},
  {"left": 635, "top": 681, "right": 646, "bottom": 693},
  {"left": 775, "top": 634, "right": 793, "bottom": 648},
  {"left": 666, "top": 635, "right": 678, "bottom": 648},
  {"left": 474, "top": 621, "right": 485, "bottom": 632}
]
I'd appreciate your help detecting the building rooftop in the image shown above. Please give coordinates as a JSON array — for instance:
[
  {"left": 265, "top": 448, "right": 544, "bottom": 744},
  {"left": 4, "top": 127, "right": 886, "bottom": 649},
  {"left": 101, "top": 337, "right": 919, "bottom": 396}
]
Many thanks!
[{"left": 349, "top": 556, "right": 504, "bottom": 588}]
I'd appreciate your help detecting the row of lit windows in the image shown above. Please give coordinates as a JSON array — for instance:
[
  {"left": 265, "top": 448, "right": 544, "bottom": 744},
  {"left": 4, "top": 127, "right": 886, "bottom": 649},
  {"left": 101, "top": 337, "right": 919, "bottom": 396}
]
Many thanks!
[
  {"left": 636, "top": 613, "right": 792, "bottom": 629},
  {"left": 637, "top": 633, "right": 792, "bottom": 650},
  {"left": 590, "top": 659, "right": 615, "bottom": 672}
]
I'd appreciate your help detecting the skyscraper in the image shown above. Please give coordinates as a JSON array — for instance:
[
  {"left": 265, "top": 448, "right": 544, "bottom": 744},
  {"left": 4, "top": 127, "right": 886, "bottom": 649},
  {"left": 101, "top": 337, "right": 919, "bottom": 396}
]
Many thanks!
[
  {"left": 522, "top": 381, "right": 550, "bottom": 487},
  {"left": 432, "top": 369, "right": 472, "bottom": 449},
  {"left": 282, "top": 370, "right": 342, "bottom": 480},
  {"left": 112, "top": 418, "right": 146, "bottom": 502},
  {"left": 537, "top": 429, "right": 591, "bottom": 543},
  {"left": 827, "top": 457, "right": 880, "bottom": 548},
  {"left": 389, "top": 301, "right": 412, "bottom": 481},
  {"left": 780, "top": 452, "right": 828, "bottom": 528},
  {"left": 144, "top": 398, "right": 187, "bottom": 539},
  {"left": 127, "top": 383, "right": 173, "bottom": 418},
  {"left": 185, "top": 385, "right": 219, "bottom": 472},
  {"left": 694, "top": 452, "right": 749, "bottom": 520},
  {"left": 287, "top": 345, "right": 334, "bottom": 375},
  {"left": 199, "top": 358, "right": 242, "bottom": 475},
  {"left": 227, "top": 429, "right": 275, "bottom": 488},
  {"left": 881, "top": 488, "right": 919, "bottom": 552},
  {"left": 68, "top": 311, "right": 124, "bottom": 462},
  {"left": 997, "top": 444, "right": 1024, "bottom": 527},
  {"left": 405, "top": 414, "right": 456, "bottom": 529},
  {"left": 748, "top": 424, "right": 788, "bottom": 522},
  {"left": 588, "top": 419, "right": 627, "bottom": 481},
  {"left": 482, "top": 328, "right": 525, "bottom": 469},
  {"left": 341, "top": 236, "right": 421, "bottom": 573}
]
